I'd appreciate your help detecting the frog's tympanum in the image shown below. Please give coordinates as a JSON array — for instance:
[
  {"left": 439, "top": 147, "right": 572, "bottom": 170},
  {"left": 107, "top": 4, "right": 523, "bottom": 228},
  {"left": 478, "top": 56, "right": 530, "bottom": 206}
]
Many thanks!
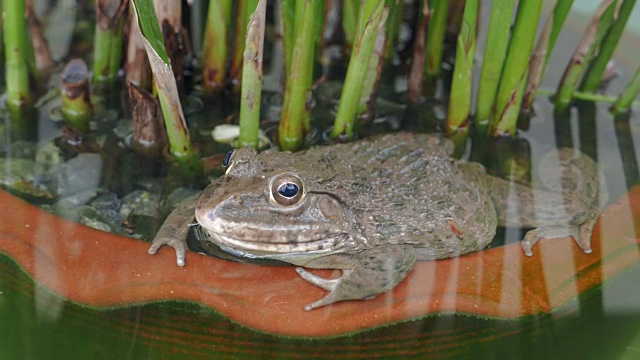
[{"left": 149, "top": 133, "right": 603, "bottom": 311}]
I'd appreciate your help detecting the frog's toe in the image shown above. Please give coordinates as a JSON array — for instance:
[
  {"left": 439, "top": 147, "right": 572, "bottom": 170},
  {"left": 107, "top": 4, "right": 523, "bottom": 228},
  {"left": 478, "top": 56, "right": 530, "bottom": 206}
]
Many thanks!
[
  {"left": 303, "top": 292, "right": 342, "bottom": 311},
  {"left": 148, "top": 237, "right": 187, "bottom": 266},
  {"left": 297, "top": 245, "right": 416, "bottom": 311},
  {"left": 295, "top": 267, "right": 341, "bottom": 291},
  {"left": 522, "top": 225, "right": 594, "bottom": 256}
]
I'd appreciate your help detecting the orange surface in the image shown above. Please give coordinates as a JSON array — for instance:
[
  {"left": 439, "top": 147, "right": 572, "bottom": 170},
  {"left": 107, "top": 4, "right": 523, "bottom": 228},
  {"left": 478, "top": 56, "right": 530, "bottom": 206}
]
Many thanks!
[{"left": 1, "top": 187, "right": 639, "bottom": 337}]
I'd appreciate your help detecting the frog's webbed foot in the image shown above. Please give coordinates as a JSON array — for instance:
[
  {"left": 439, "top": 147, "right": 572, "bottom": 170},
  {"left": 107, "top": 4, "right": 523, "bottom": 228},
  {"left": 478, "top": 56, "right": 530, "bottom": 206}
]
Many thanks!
[
  {"left": 147, "top": 194, "right": 198, "bottom": 266},
  {"left": 296, "top": 245, "right": 416, "bottom": 311},
  {"left": 522, "top": 206, "right": 600, "bottom": 256},
  {"left": 148, "top": 236, "right": 187, "bottom": 266}
]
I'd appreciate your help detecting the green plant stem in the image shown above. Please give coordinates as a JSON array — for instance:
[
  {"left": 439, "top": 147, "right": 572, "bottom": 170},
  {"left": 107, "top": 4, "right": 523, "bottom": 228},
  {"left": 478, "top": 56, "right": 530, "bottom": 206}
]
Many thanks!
[
  {"left": 280, "top": 0, "right": 296, "bottom": 78},
  {"left": 611, "top": 66, "right": 640, "bottom": 115},
  {"left": 343, "top": 0, "right": 360, "bottom": 50},
  {"left": 489, "top": 0, "right": 542, "bottom": 137},
  {"left": 522, "top": 1, "right": 574, "bottom": 112},
  {"left": 581, "top": 0, "right": 635, "bottom": 93},
  {"left": 424, "top": 0, "right": 449, "bottom": 82},
  {"left": 202, "top": 0, "right": 231, "bottom": 93},
  {"left": 238, "top": 0, "right": 266, "bottom": 149},
  {"left": 278, "top": 0, "right": 316, "bottom": 151},
  {"left": 555, "top": 0, "right": 618, "bottom": 110},
  {"left": 26, "top": 3, "right": 54, "bottom": 82},
  {"left": 358, "top": 2, "right": 390, "bottom": 116},
  {"left": 407, "top": 0, "right": 431, "bottom": 103},
  {"left": 474, "top": 0, "right": 514, "bottom": 137},
  {"left": 384, "top": 0, "right": 401, "bottom": 59},
  {"left": 536, "top": 86, "right": 640, "bottom": 106},
  {"left": 4, "top": 0, "right": 32, "bottom": 112},
  {"left": 92, "top": 0, "right": 127, "bottom": 85},
  {"left": 61, "top": 59, "right": 93, "bottom": 134},
  {"left": 446, "top": 0, "right": 478, "bottom": 155},
  {"left": 0, "top": 0, "right": 3, "bottom": 69},
  {"left": 132, "top": 0, "right": 202, "bottom": 178},
  {"left": 331, "top": 1, "right": 384, "bottom": 140},
  {"left": 230, "top": 0, "right": 249, "bottom": 87}
]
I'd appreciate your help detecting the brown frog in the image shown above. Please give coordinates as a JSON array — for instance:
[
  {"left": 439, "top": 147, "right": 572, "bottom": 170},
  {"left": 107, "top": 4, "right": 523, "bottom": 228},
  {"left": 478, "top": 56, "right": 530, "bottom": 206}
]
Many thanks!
[{"left": 149, "top": 133, "right": 603, "bottom": 310}]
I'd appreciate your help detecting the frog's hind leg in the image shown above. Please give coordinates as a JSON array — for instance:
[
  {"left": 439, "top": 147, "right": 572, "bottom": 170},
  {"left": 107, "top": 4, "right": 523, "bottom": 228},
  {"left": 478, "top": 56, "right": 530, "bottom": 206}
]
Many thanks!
[
  {"left": 484, "top": 148, "right": 605, "bottom": 256},
  {"left": 296, "top": 245, "right": 416, "bottom": 311}
]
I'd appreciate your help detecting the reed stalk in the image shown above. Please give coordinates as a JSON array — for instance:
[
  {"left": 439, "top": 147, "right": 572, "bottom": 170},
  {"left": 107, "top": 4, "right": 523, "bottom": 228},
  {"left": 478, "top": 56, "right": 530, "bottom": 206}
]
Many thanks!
[
  {"left": 4, "top": 0, "right": 33, "bottom": 112},
  {"left": 359, "top": 0, "right": 397, "bottom": 116},
  {"left": 202, "top": 0, "right": 232, "bottom": 93},
  {"left": 611, "top": 65, "right": 640, "bottom": 115},
  {"left": 0, "top": 0, "right": 3, "bottom": 68},
  {"left": 423, "top": 0, "right": 449, "bottom": 85},
  {"left": 555, "top": 0, "right": 618, "bottom": 110},
  {"left": 489, "top": 0, "right": 542, "bottom": 137},
  {"left": 384, "top": 0, "right": 401, "bottom": 59},
  {"left": 445, "top": 0, "right": 478, "bottom": 155},
  {"left": 278, "top": 0, "right": 319, "bottom": 151},
  {"left": 93, "top": 0, "right": 127, "bottom": 85},
  {"left": 407, "top": 0, "right": 431, "bottom": 103},
  {"left": 61, "top": 59, "right": 93, "bottom": 135},
  {"left": 343, "top": 0, "right": 360, "bottom": 50},
  {"left": 132, "top": 0, "right": 202, "bottom": 178},
  {"left": 26, "top": 1, "right": 54, "bottom": 83},
  {"left": 280, "top": 0, "right": 296, "bottom": 78},
  {"left": 126, "top": 0, "right": 151, "bottom": 89},
  {"left": 581, "top": 0, "right": 634, "bottom": 93},
  {"left": 153, "top": 0, "right": 185, "bottom": 90},
  {"left": 331, "top": 1, "right": 385, "bottom": 140},
  {"left": 129, "top": 83, "right": 167, "bottom": 158},
  {"left": 522, "top": 0, "right": 573, "bottom": 111},
  {"left": 474, "top": 0, "right": 514, "bottom": 136},
  {"left": 230, "top": 0, "right": 249, "bottom": 87},
  {"left": 238, "top": 0, "right": 266, "bottom": 149}
]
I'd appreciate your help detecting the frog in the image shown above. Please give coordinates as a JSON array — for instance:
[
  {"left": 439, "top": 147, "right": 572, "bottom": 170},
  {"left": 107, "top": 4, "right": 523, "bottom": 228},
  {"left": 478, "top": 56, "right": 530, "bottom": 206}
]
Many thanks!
[{"left": 148, "top": 133, "right": 604, "bottom": 311}]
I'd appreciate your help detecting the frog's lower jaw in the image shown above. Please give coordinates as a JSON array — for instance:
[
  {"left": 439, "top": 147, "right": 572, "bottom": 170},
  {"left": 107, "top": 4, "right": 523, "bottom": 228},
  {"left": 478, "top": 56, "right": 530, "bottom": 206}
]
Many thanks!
[{"left": 295, "top": 245, "right": 416, "bottom": 311}]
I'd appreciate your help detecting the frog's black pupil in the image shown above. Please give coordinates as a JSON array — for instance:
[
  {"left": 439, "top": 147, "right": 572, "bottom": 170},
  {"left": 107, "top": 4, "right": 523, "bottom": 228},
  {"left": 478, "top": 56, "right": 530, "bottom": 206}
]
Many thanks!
[
  {"left": 278, "top": 183, "right": 299, "bottom": 198},
  {"left": 222, "top": 151, "right": 233, "bottom": 168}
]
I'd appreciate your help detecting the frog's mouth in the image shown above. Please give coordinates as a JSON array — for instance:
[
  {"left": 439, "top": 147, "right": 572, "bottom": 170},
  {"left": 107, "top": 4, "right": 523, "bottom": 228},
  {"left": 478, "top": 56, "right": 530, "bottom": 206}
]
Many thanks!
[{"left": 205, "top": 229, "right": 353, "bottom": 255}]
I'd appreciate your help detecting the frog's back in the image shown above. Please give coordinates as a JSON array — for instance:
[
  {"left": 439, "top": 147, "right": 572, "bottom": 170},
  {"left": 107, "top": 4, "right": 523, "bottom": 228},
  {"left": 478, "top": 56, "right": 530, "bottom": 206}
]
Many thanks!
[{"left": 290, "top": 133, "right": 498, "bottom": 260}]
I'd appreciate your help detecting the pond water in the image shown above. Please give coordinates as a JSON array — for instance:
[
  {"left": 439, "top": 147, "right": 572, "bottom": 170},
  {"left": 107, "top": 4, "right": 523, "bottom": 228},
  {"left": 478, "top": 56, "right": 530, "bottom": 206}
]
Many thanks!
[{"left": 1, "top": 1, "right": 640, "bottom": 359}]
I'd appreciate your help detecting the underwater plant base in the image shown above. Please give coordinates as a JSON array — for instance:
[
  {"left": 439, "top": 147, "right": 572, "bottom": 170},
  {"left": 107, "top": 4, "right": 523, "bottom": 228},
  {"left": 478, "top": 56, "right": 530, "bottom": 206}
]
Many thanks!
[{"left": 0, "top": 187, "right": 639, "bottom": 337}]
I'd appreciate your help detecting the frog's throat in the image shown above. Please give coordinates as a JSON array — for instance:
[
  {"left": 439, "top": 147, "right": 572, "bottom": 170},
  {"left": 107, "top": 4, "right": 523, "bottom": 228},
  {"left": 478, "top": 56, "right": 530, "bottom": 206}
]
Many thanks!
[{"left": 207, "top": 231, "right": 353, "bottom": 254}]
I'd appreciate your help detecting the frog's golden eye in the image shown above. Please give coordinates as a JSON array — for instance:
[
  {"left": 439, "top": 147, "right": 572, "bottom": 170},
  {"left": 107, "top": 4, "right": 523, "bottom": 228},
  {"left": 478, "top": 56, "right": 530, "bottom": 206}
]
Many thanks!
[{"left": 270, "top": 174, "right": 305, "bottom": 206}]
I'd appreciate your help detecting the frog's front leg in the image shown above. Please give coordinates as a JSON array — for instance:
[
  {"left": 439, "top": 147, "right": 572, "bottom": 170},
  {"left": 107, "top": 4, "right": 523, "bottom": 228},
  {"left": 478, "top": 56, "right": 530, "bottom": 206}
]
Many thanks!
[
  {"left": 296, "top": 245, "right": 416, "bottom": 311},
  {"left": 148, "top": 194, "right": 199, "bottom": 266}
]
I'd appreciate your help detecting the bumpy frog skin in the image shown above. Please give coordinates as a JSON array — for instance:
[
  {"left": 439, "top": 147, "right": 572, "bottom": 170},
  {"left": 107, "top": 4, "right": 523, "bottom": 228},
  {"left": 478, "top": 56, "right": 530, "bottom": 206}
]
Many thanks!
[{"left": 149, "top": 133, "right": 604, "bottom": 311}]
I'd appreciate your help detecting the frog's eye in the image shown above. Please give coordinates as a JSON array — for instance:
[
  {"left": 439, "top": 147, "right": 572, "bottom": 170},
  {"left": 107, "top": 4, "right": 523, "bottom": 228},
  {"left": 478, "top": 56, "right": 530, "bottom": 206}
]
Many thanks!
[
  {"left": 270, "top": 174, "right": 305, "bottom": 206},
  {"left": 222, "top": 150, "right": 234, "bottom": 168}
]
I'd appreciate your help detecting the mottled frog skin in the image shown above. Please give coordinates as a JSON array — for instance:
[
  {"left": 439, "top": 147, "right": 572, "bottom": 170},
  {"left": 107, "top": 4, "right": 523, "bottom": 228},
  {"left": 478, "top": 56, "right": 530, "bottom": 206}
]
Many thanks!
[{"left": 149, "top": 133, "right": 603, "bottom": 310}]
